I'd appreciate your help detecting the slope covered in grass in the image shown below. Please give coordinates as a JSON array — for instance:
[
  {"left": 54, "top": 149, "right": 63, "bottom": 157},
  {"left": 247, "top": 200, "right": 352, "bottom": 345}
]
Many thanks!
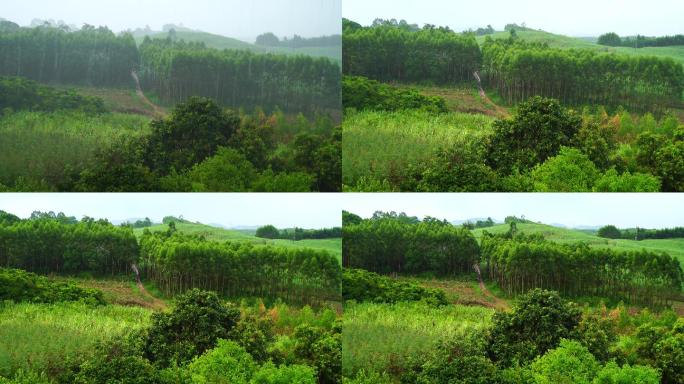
[
  {"left": 133, "top": 222, "right": 342, "bottom": 261},
  {"left": 472, "top": 223, "right": 684, "bottom": 264}
]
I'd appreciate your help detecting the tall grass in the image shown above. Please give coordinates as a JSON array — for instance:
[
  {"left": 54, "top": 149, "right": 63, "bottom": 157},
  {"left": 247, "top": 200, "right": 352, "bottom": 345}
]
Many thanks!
[
  {"left": 342, "top": 301, "right": 494, "bottom": 378},
  {"left": 342, "top": 110, "right": 494, "bottom": 187},
  {"left": 0, "top": 111, "right": 150, "bottom": 189},
  {"left": 0, "top": 302, "right": 151, "bottom": 378}
]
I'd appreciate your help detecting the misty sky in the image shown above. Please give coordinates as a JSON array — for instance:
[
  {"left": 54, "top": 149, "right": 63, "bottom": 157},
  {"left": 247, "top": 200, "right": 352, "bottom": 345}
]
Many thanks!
[
  {"left": 2, "top": 0, "right": 341, "bottom": 41},
  {"left": 344, "top": 0, "right": 684, "bottom": 37},
  {"left": 0, "top": 193, "right": 341, "bottom": 229},
  {"left": 342, "top": 193, "right": 684, "bottom": 229}
]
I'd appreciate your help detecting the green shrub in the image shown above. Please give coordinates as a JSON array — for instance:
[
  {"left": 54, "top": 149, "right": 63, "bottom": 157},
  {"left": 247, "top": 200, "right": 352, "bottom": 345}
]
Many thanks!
[
  {"left": 342, "top": 268, "right": 448, "bottom": 306},
  {"left": 144, "top": 289, "right": 241, "bottom": 367},
  {"left": 528, "top": 339, "right": 599, "bottom": 384},
  {"left": 0, "top": 76, "right": 105, "bottom": 114},
  {"left": 343, "top": 76, "right": 447, "bottom": 113},
  {"left": 0, "top": 268, "right": 105, "bottom": 305},
  {"left": 594, "top": 362, "right": 660, "bottom": 384},
  {"left": 186, "top": 339, "right": 256, "bottom": 384},
  {"left": 250, "top": 363, "right": 317, "bottom": 384}
]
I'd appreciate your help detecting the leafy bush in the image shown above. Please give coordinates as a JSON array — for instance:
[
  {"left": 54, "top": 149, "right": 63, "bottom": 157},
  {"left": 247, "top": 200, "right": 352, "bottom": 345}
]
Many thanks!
[
  {"left": 528, "top": 339, "right": 599, "bottom": 384},
  {"left": 144, "top": 289, "right": 241, "bottom": 367},
  {"left": 530, "top": 147, "right": 600, "bottom": 191},
  {"left": 0, "top": 268, "right": 105, "bottom": 305},
  {"left": 594, "top": 362, "right": 660, "bottom": 384},
  {"left": 0, "top": 76, "right": 105, "bottom": 114},
  {"left": 414, "top": 144, "right": 501, "bottom": 192},
  {"left": 251, "top": 363, "right": 316, "bottom": 384},
  {"left": 488, "top": 289, "right": 582, "bottom": 366},
  {"left": 186, "top": 339, "right": 256, "bottom": 384},
  {"left": 342, "top": 268, "right": 448, "bottom": 306},
  {"left": 343, "top": 76, "right": 447, "bottom": 113},
  {"left": 293, "top": 324, "right": 342, "bottom": 384}
]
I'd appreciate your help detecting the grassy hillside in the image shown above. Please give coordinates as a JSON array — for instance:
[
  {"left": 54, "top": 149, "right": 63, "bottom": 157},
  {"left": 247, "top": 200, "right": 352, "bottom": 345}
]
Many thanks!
[
  {"left": 476, "top": 29, "right": 684, "bottom": 68},
  {"left": 472, "top": 223, "right": 684, "bottom": 264},
  {"left": 133, "top": 30, "right": 341, "bottom": 64},
  {"left": 133, "top": 222, "right": 342, "bottom": 261}
]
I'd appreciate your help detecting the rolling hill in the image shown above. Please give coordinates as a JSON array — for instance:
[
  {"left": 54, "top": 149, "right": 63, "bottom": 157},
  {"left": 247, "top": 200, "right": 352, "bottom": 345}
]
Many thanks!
[
  {"left": 471, "top": 222, "right": 684, "bottom": 265},
  {"left": 475, "top": 29, "right": 684, "bottom": 68},
  {"left": 133, "top": 222, "right": 342, "bottom": 261}
]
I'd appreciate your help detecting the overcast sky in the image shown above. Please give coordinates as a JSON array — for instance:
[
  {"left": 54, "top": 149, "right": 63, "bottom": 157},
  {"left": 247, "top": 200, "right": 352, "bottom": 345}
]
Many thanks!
[
  {"left": 344, "top": 0, "right": 684, "bottom": 37},
  {"left": 0, "top": 193, "right": 341, "bottom": 229},
  {"left": 2, "top": 0, "right": 341, "bottom": 41},
  {"left": 342, "top": 193, "right": 684, "bottom": 229}
]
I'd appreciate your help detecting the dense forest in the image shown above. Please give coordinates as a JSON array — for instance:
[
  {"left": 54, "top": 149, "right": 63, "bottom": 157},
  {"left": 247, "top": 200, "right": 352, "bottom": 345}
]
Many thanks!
[
  {"left": 138, "top": 37, "right": 340, "bottom": 113},
  {"left": 481, "top": 38, "right": 684, "bottom": 109},
  {"left": 139, "top": 230, "right": 341, "bottom": 304},
  {"left": 342, "top": 18, "right": 481, "bottom": 84}
]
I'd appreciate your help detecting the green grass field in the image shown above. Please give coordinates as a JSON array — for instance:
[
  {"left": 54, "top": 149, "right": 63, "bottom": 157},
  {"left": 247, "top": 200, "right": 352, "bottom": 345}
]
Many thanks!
[
  {"left": 472, "top": 223, "right": 684, "bottom": 265},
  {"left": 476, "top": 29, "right": 684, "bottom": 68},
  {"left": 0, "top": 302, "right": 151, "bottom": 378},
  {"left": 342, "top": 301, "right": 494, "bottom": 378},
  {"left": 0, "top": 111, "right": 151, "bottom": 189},
  {"left": 133, "top": 30, "right": 341, "bottom": 64},
  {"left": 134, "top": 222, "right": 342, "bottom": 262},
  {"left": 342, "top": 109, "right": 494, "bottom": 188}
]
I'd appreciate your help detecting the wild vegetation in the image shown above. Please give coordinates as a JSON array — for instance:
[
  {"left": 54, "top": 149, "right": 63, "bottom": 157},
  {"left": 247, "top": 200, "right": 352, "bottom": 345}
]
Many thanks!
[
  {"left": 0, "top": 19, "right": 341, "bottom": 192},
  {"left": 0, "top": 209, "right": 342, "bottom": 383},
  {"left": 342, "top": 19, "right": 684, "bottom": 192},
  {"left": 342, "top": 210, "right": 684, "bottom": 383}
]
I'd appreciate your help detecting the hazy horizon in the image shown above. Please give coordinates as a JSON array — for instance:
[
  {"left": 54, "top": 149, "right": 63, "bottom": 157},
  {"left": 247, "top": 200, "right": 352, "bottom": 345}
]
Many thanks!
[
  {"left": 0, "top": 193, "right": 341, "bottom": 229},
  {"left": 343, "top": 0, "right": 684, "bottom": 37},
  {"left": 342, "top": 193, "right": 684, "bottom": 229},
  {"left": 2, "top": 0, "right": 341, "bottom": 42}
]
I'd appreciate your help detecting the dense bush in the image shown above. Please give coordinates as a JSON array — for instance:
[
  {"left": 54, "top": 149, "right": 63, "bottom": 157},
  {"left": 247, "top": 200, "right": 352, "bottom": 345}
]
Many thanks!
[
  {"left": 0, "top": 76, "right": 105, "bottom": 114},
  {"left": 144, "top": 289, "right": 241, "bottom": 367},
  {"left": 0, "top": 268, "right": 105, "bottom": 305},
  {"left": 342, "top": 76, "right": 447, "bottom": 113},
  {"left": 487, "top": 289, "right": 582, "bottom": 366},
  {"left": 342, "top": 268, "right": 448, "bottom": 306}
]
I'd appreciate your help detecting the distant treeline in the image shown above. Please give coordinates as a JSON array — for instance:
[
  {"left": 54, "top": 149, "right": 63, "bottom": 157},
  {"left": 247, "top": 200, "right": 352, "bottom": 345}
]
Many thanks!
[
  {"left": 598, "top": 32, "right": 684, "bottom": 48},
  {"left": 0, "top": 211, "right": 138, "bottom": 275},
  {"left": 138, "top": 38, "right": 340, "bottom": 113},
  {"left": 255, "top": 33, "right": 341, "bottom": 47},
  {"left": 342, "top": 211, "right": 479, "bottom": 275},
  {"left": 140, "top": 231, "right": 341, "bottom": 304},
  {"left": 0, "top": 24, "right": 138, "bottom": 87},
  {"left": 598, "top": 224, "right": 684, "bottom": 240},
  {"left": 481, "top": 232, "right": 682, "bottom": 305},
  {"left": 255, "top": 225, "right": 342, "bottom": 240},
  {"left": 481, "top": 39, "right": 684, "bottom": 110},
  {"left": 342, "top": 18, "right": 481, "bottom": 84}
]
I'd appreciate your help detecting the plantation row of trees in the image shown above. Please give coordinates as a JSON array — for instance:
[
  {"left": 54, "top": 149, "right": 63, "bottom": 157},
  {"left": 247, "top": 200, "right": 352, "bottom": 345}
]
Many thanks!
[
  {"left": 138, "top": 37, "right": 340, "bottom": 113},
  {"left": 255, "top": 225, "right": 342, "bottom": 240},
  {"left": 342, "top": 19, "right": 482, "bottom": 84},
  {"left": 480, "top": 232, "right": 683, "bottom": 305},
  {"left": 342, "top": 211, "right": 479, "bottom": 275},
  {"left": 0, "top": 24, "right": 138, "bottom": 87},
  {"left": 598, "top": 32, "right": 684, "bottom": 48},
  {"left": 255, "top": 32, "right": 341, "bottom": 48},
  {"left": 139, "top": 231, "right": 341, "bottom": 304},
  {"left": 0, "top": 213, "right": 138, "bottom": 275},
  {"left": 598, "top": 224, "right": 684, "bottom": 240},
  {"left": 481, "top": 39, "right": 684, "bottom": 110}
]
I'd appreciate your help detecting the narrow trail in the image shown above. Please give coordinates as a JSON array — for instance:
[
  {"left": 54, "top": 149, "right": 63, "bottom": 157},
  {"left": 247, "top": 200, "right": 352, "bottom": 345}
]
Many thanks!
[
  {"left": 131, "top": 263, "right": 166, "bottom": 310},
  {"left": 131, "top": 70, "right": 166, "bottom": 119},
  {"left": 473, "top": 263, "right": 509, "bottom": 310},
  {"left": 473, "top": 71, "right": 510, "bottom": 118}
]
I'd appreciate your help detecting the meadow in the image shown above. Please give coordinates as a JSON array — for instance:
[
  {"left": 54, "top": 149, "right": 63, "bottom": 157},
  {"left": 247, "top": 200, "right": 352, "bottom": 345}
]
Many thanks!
[
  {"left": 0, "top": 302, "right": 151, "bottom": 378},
  {"left": 0, "top": 111, "right": 150, "bottom": 190},
  {"left": 342, "top": 110, "right": 494, "bottom": 189},
  {"left": 342, "top": 301, "right": 494, "bottom": 378}
]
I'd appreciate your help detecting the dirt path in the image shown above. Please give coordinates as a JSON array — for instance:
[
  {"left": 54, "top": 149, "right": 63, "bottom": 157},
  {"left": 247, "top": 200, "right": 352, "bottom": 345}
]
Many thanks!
[
  {"left": 131, "top": 264, "right": 166, "bottom": 310},
  {"left": 131, "top": 70, "right": 166, "bottom": 119},
  {"left": 473, "top": 71, "right": 510, "bottom": 118},
  {"left": 473, "top": 263, "right": 509, "bottom": 310}
]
